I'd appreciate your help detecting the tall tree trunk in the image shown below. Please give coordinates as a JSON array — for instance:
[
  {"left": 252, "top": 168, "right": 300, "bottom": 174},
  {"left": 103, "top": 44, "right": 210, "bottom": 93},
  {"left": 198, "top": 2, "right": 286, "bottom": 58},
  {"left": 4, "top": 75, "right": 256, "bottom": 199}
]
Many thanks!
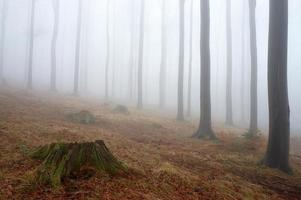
[
  {"left": 187, "top": 0, "right": 193, "bottom": 117},
  {"left": 225, "top": 0, "right": 233, "bottom": 125},
  {"left": 159, "top": 0, "right": 167, "bottom": 108},
  {"left": 27, "top": 0, "right": 36, "bottom": 90},
  {"left": 137, "top": 0, "right": 145, "bottom": 109},
  {"left": 0, "top": 0, "right": 7, "bottom": 84},
  {"left": 50, "top": 0, "right": 59, "bottom": 91},
  {"left": 248, "top": 0, "right": 258, "bottom": 135},
  {"left": 177, "top": 0, "right": 185, "bottom": 121},
  {"left": 264, "top": 0, "right": 290, "bottom": 173},
  {"left": 194, "top": 0, "right": 215, "bottom": 139},
  {"left": 73, "top": 0, "right": 83, "bottom": 96},
  {"left": 105, "top": 0, "right": 110, "bottom": 100},
  {"left": 240, "top": 0, "right": 246, "bottom": 124},
  {"left": 128, "top": 0, "right": 135, "bottom": 101}
]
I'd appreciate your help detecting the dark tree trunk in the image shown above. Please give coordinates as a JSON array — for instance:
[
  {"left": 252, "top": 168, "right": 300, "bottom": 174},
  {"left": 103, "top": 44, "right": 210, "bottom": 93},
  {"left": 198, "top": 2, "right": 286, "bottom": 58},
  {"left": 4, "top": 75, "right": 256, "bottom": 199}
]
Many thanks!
[
  {"left": 159, "top": 0, "right": 167, "bottom": 109},
  {"left": 0, "top": 0, "right": 7, "bottom": 84},
  {"left": 264, "top": 0, "right": 291, "bottom": 173},
  {"left": 137, "top": 0, "right": 145, "bottom": 109},
  {"left": 194, "top": 0, "right": 215, "bottom": 139},
  {"left": 177, "top": 0, "right": 185, "bottom": 121},
  {"left": 27, "top": 0, "right": 36, "bottom": 90},
  {"left": 187, "top": 0, "right": 193, "bottom": 117},
  {"left": 225, "top": 0, "right": 233, "bottom": 125},
  {"left": 248, "top": 0, "right": 258, "bottom": 135},
  {"left": 50, "top": 0, "right": 60, "bottom": 92},
  {"left": 105, "top": 0, "right": 110, "bottom": 100},
  {"left": 73, "top": 0, "right": 83, "bottom": 96}
]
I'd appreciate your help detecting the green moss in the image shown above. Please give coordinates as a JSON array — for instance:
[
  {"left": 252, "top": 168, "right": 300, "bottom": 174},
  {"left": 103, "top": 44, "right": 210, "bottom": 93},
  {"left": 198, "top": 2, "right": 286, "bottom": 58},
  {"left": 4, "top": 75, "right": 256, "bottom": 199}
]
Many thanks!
[{"left": 30, "top": 141, "right": 125, "bottom": 187}]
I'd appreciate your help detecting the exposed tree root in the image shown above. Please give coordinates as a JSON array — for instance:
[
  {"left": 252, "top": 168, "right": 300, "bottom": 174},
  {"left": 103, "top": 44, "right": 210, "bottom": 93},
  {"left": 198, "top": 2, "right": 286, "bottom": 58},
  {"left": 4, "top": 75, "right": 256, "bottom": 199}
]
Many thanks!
[{"left": 30, "top": 140, "right": 125, "bottom": 186}]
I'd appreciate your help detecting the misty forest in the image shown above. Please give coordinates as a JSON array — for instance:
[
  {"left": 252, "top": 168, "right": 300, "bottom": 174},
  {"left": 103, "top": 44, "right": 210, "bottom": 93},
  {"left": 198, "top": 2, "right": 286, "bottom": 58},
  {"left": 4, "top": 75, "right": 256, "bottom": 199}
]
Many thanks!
[{"left": 0, "top": 0, "right": 301, "bottom": 199}]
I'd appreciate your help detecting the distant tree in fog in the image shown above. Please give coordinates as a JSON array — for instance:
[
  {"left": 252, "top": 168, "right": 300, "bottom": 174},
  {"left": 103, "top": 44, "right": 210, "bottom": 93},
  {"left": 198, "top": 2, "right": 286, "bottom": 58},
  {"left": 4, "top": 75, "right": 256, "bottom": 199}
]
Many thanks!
[
  {"left": 225, "top": 0, "right": 233, "bottom": 125},
  {"left": 177, "top": 0, "right": 185, "bottom": 121},
  {"left": 105, "top": 0, "right": 110, "bottom": 100},
  {"left": 240, "top": 0, "right": 246, "bottom": 123},
  {"left": 50, "top": 0, "right": 60, "bottom": 91},
  {"left": 159, "top": 0, "right": 167, "bottom": 108},
  {"left": 0, "top": 0, "right": 8, "bottom": 84},
  {"left": 263, "top": 0, "right": 291, "bottom": 173},
  {"left": 186, "top": 0, "right": 193, "bottom": 117},
  {"left": 137, "top": 0, "right": 145, "bottom": 109},
  {"left": 27, "top": 0, "right": 36, "bottom": 90},
  {"left": 128, "top": 0, "right": 135, "bottom": 101},
  {"left": 73, "top": 0, "right": 83, "bottom": 95},
  {"left": 194, "top": 0, "right": 216, "bottom": 139},
  {"left": 248, "top": 0, "right": 258, "bottom": 136}
]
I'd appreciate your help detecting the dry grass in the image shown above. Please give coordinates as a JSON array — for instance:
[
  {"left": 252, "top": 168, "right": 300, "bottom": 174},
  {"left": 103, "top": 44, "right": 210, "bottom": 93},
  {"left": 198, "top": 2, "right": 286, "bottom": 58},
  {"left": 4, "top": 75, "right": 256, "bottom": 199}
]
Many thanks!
[{"left": 0, "top": 87, "right": 300, "bottom": 200}]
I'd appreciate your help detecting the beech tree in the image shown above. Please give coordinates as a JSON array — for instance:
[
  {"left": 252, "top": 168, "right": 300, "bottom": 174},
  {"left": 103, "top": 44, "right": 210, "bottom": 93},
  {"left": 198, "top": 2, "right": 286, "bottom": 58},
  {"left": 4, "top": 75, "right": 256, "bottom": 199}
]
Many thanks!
[
  {"left": 137, "top": 0, "right": 145, "bottom": 109},
  {"left": 248, "top": 0, "right": 258, "bottom": 136},
  {"left": 263, "top": 0, "right": 291, "bottom": 173},
  {"left": 225, "top": 0, "right": 233, "bottom": 125},
  {"left": 73, "top": 0, "right": 83, "bottom": 95},
  {"left": 105, "top": 0, "right": 110, "bottom": 99},
  {"left": 159, "top": 0, "right": 167, "bottom": 108},
  {"left": 177, "top": 0, "right": 185, "bottom": 121},
  {"left": 194, "top": 0, "right": 215, "bottom": 139},
  {"left": 27, "top": 0, "right": 36, "bottom": 90},
  {"left": 50, "top": 0, "right": 60, "bottom": 91},
  {"left": 0, "top": 0, "right": 8, "bottom": 84},
  {"left": 187, "top": 0, "right": 193, "bottom": 117}
]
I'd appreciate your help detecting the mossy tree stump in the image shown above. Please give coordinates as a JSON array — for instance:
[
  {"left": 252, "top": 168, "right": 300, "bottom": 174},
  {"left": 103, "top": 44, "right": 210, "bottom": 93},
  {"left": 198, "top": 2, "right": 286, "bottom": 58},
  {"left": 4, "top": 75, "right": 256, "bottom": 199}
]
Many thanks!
[
  {"left": 30, "top": 140, "right": 125, "bottom": 186},
  {"left": 67, "top": 110, "right": 96, "bottom": 124}
]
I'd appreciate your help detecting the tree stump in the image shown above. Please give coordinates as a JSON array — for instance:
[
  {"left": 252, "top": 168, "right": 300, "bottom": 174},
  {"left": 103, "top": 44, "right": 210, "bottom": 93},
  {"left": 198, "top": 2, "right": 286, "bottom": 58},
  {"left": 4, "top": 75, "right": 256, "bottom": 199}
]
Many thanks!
[
  {"left": 113, "top": 105, "right": 129, "bottom": 114},
  {"left": 67, "top": 110, "right": 96, "bottom": 124},
  {"left": 30, "top": 140, "right": 125, "bottom": 186}
]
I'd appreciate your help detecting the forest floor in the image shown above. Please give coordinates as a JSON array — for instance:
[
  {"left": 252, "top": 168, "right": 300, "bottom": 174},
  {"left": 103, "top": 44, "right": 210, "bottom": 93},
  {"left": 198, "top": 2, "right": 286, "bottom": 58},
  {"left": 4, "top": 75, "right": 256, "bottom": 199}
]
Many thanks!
[{"left": 0, "top": 87, "right": 300, "bottom": 200}]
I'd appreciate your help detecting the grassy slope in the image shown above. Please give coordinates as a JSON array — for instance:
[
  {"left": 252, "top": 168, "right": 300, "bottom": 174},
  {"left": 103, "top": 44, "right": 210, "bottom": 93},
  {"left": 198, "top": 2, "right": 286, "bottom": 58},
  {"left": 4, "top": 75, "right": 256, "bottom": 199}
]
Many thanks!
[{"left": 0, "top": 87, "right": 300, "bottom": 200}]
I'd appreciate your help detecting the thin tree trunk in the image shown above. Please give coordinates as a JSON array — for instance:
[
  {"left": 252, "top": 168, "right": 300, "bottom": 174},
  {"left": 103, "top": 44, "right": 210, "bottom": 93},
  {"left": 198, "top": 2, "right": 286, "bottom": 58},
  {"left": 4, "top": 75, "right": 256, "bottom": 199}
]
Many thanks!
[
  {"left": 137, "top": 0, "right": 145, "bottom": 109},
  {"left": 225, "top": 0, "right": 233, "bottom": 125},
  {"left": 187, "top": 0, "right": 193, "bottom": 117},
  {"left": 73, "top": 0, "right": 83, "bottom": 96},
  {"left": 105, "top": 0, "right": 110, "bottom": 100},
  {"left": 248, "top": 0, "right": 258, "bottom": 135},
  {"left": 194, "top": 0, "right": 215, "bottom": 139},
  {"left": 128, "top": 0, "right": 135, "bottom": 101},
  {"left": 240, "top": 0, "right": 246, "bottom": 124},
  {"left": 50, "top": 0, "right": 59, "bottom": 91},
  {"left": 0, "top": 0, "right": 7, "bottom": 84},
  {"left": 264, "top": 0, "right": 291, "bottom": 173},
  {"left": 177, "top": 0, "right": 185, "bottom": 121},
  {"left": 159, "top": 0, "right": 167, "bottom": 109},
  {"left": 27, "top": 0, "right": 36, "bottom": 90}
]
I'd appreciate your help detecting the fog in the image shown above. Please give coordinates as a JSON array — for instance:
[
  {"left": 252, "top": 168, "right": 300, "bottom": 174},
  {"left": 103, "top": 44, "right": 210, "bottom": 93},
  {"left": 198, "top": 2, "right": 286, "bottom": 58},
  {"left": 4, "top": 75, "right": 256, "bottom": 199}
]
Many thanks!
[{"left": 1, "top": 0, "right": 301, "bottom": 132}]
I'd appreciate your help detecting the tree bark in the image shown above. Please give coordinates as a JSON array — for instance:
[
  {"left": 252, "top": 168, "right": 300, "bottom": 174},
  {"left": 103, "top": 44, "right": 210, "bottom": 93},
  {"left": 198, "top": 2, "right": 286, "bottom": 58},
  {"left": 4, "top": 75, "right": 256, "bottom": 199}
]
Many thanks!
[
  {"left": 0, "top": 0, "right": 7, "bottom": 84},
  {"left": 105, "top": 0, "right": 110, "bottom": 100},
  {"left": 50, "top": 0, "right": 60, "bottom": 91},
  {"left": 225, "top": 0, "right": 233, "bottom": 125},
  {"left": 264, "top": 0, "right": 291, "bottom": 173},
  {"left": 187, "top": 0, "right": 193, "bottom": 117},
  {"left": 137, "top": 0, "right": 145, "bottom": 109},
  {"left": 248, "top": 0, "right": 258, "bottom": 135},
  {"left": 73, "top": 0, "right": 83, "bottom": 96},
  {"left": 159, "top": 0, "right": 167, "bottom": 109},
  {"left": 240, "top": 0, "right": 246, "bottom": 123},
  {"left": 194, "top": 0, "right": 215, "bottom": 139},
  {"left": 27, "top": 0, "right": 36, "bottom": 90},
  {"left": 177, "top": 0, "right": 185, "bottom": 121}
]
